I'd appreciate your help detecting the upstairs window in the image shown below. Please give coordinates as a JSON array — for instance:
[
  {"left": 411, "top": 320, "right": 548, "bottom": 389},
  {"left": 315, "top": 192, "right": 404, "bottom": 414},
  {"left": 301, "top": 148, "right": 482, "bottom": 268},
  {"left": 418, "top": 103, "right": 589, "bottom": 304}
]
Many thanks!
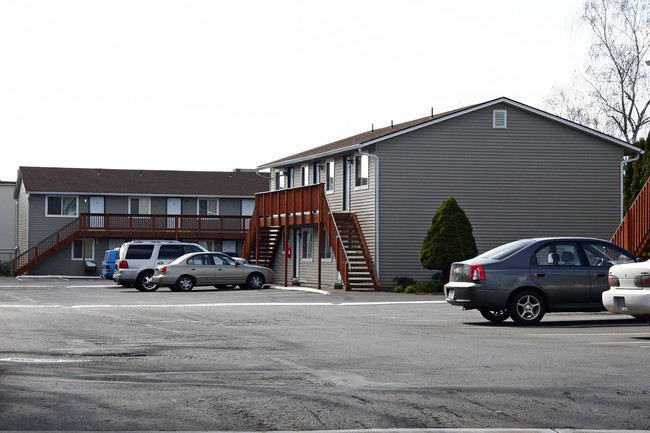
[
  {"left": 313, "top": 161, "right": 321, "bottom": 184},
  {"left": 493, "top": 110, "right": 507, "bottom": 128},
  {"left": 46, "top": 196, "right": 78, "bottom": 217},
  {"left": 325, "top": 160, "right": 335, "bottom": 193},
  {"left": 301, "top": 165, "right": 309, "bottom": 186},
  {"left": 275, "top": 169, "right": 286, "bottom": 190},
  {"left": 287, "top": 167, "right": 294, "bottom": 188},
  {"left": 355, "top": 155, "right": 369, "bottom": 188},
  {"left": 198, "top": 199, "right": 218, "bottom": 215},
  {"left": 129, "top": 197, "right": 151, "bottom": 214}
]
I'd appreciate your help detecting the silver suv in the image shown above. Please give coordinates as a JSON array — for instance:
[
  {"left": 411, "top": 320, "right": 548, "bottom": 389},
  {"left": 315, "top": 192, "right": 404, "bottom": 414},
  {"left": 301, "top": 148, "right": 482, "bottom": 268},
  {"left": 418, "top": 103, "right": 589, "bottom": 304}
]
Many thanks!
[{"left": 113, "top": 240, "right": 207, "bottom": 291}]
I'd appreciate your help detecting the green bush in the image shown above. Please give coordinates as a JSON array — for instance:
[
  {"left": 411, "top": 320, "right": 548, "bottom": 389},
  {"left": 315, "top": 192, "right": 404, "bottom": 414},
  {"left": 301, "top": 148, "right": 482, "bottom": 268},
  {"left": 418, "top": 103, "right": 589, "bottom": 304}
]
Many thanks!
[
  {"left": 393, "top": 281, "right": 444, "bottom": 294},
  {"left": 419, "top": 197, "right": 478, "bottom": 281}
]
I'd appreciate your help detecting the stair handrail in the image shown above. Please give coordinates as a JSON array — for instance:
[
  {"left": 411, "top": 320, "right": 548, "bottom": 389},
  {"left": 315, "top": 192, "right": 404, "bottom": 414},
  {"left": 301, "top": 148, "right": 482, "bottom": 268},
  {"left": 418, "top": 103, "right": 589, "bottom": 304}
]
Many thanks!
[
  {"left": 612, "top": 176, "right": 650, "bottom": 256},
  {"left": 12, "top": 218, "right": 81, "bottom": 276}
]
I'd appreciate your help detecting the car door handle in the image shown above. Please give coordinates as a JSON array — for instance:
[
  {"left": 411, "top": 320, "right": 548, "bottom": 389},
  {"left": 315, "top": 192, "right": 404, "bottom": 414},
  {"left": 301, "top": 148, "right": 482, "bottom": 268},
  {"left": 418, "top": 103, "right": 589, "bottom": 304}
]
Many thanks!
[
  {"left": 534, "top": 273, "right": 545, "bottom": 277},
  {"left": 594, "top": 272, "right": 606, "bottom": 277}
]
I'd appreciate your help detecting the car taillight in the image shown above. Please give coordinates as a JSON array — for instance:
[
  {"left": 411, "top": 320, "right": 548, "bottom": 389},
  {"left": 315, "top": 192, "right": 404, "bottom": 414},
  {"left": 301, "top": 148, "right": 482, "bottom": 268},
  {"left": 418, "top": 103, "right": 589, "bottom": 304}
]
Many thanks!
[
  {"left": 468, "top": 264, "right": 485, "bottom": 281},
  {"left": 161, "top": 266, "right": 167, "bottom": 274},
  {"left": 118, "top": 260, "right": 128, "bottom": 269},
  {"left": 608, "top": 275, "right": 620, "bottom": 287},
  {"left": 105, "top": 265, "right": 110, "bottom": 271},
  {"left": 634, "top": 274, "right": 650, "bottom": 287}
]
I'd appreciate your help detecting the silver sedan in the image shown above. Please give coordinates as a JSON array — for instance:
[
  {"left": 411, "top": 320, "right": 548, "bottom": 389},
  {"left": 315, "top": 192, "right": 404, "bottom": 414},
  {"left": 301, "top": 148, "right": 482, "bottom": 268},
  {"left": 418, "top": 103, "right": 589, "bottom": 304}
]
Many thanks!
[{"left": 152, "top": 252, "right": 274, "bottom": 291}]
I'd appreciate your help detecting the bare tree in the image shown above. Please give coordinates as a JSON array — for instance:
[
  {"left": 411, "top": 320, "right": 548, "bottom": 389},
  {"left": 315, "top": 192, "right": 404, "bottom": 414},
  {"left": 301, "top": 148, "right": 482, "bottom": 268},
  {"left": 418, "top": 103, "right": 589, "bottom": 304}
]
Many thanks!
[{"left": 546, "top": 0, "right": 650, "bottom": 143}]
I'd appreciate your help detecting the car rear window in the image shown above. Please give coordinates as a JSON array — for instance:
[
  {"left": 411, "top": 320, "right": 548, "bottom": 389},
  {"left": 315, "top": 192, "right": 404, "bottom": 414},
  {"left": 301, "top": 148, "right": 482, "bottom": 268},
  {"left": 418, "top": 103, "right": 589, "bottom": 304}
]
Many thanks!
[
  {"left": 476, "top": 239, "right": 535, "bottom": 260},
  {"left": 125, "top": 245, "right": 154, "bottom": 260},
  {"left": 158, "top": 245, "right": 187, "bottom": 260}
]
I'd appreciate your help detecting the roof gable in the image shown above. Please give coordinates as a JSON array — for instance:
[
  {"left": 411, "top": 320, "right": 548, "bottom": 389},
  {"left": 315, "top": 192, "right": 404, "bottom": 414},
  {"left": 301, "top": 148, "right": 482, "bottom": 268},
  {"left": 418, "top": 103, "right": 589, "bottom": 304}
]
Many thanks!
[
  {"left": 17, "top": 167, "right": 268, "bottom": 197},
  {"left": 258, "top": 97, "right": 641, "bottom": 168}
]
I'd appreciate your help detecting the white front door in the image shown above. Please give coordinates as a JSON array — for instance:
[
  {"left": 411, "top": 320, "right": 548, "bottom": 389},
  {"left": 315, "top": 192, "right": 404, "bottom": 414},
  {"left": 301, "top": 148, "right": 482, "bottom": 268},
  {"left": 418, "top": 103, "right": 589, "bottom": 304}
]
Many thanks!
[
  {"left": 167, "top": 198, "right": 182, "bottom": 228},
  {"left": 89, "top": 196, "right": 105, "bottom": 228}
]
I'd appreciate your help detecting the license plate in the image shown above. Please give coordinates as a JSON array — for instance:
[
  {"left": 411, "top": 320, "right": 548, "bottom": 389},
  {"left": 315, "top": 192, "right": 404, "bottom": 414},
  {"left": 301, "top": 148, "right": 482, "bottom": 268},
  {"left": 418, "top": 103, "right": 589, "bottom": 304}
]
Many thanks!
[
  {"left": 447, "top": 289, "right": 455, "bottom": 300},
  {"left": 613, "top": 296, "right": 628, "bottom": 311}
]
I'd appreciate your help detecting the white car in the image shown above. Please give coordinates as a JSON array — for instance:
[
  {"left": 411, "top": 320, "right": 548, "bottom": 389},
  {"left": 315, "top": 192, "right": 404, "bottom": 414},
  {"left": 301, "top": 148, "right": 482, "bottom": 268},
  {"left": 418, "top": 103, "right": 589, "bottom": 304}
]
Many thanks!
[{"left": 603, "top": 260, "right": 650, "bottom": 324}]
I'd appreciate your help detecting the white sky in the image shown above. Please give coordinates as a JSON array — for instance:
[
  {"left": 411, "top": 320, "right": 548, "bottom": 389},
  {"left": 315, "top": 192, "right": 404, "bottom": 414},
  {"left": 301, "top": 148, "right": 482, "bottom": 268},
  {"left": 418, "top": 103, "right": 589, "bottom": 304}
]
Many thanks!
[{"left": 0, "top": 0, "right": 590, "bottom": 182}]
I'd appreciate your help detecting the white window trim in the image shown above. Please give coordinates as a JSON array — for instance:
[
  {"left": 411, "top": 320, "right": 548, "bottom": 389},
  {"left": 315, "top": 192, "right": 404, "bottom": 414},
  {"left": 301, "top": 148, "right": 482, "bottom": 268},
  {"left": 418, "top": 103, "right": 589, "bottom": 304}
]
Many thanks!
[
  {"left": 128, "top": 197, "right": 152, "bottom": 214},
  {"left": 325, "top": 160, "right": 335, "bottom": 194},
  {"left": 301, "top": 164, "right": 309, "bottom": 186},
  {"left": 301, "top": 227, "right": 314, "bottom": 262},
  {"left": 197, "top": 198, "right": 219, "bottom": 215},
  {"left": 45, "top": 195, "right": 78, "bottom": 217},
  {"left": 71, "top": 238, "right": 95, "bottom": 261},
  {"left": 354, "top": 155, "right": 369, "bottom": 191},
  {"left": 493, "top": 110, "right": 507, "bottom": 128}
]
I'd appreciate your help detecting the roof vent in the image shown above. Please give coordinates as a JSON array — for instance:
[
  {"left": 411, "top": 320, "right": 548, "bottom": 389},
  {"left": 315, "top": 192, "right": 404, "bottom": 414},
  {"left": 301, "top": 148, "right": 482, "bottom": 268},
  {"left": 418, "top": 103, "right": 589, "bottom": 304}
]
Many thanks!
[{"left": 493, "top": 110, "right": 507, "bottom": 128}]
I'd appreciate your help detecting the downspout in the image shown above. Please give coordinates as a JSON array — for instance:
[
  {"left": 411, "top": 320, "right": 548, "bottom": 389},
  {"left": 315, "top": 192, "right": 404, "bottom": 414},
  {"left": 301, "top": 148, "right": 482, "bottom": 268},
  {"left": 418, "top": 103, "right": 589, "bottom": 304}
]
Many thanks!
[
  {"left": 621, "top": 154, "right": 641, "bottom": 220},
  {"left": 358, "top": 146, "right": 380, "bottom": 281}
]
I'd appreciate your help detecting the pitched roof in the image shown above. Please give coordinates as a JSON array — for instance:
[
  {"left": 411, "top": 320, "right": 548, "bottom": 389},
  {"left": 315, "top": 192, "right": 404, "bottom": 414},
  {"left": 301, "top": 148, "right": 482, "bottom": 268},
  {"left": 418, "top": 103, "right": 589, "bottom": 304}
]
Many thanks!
[
  {"left": 258, "top": 97, "right": 642, "bottom": 168},
  {"left": 17, "top": 167, "right": 268, "bottom": 197}
]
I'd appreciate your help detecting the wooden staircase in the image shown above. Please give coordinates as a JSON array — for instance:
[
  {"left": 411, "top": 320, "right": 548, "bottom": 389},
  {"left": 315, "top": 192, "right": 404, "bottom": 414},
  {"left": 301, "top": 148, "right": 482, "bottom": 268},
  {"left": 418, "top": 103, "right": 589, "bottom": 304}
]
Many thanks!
[
  {"left": 12, "top": 219, "right": 82, "bottom": 276},
  {"left": 333, "top": 212, "right": 379, "bottom": 290},
  {"left": 245, "top": 226, "right": 282, "bottom": 267},
  {"left": 612, "top": 176, "right": 650, "bottom": 257},
  {"left": 242, "top": 184, "right": 380, "bottom": 290}
]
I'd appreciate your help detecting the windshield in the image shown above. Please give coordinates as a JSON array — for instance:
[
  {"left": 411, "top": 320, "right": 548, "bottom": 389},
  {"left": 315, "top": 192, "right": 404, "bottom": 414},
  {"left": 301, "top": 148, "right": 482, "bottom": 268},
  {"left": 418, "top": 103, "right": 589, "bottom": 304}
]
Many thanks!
[{"left": 476, "top": 239, "right": 535, "bottom": 260}]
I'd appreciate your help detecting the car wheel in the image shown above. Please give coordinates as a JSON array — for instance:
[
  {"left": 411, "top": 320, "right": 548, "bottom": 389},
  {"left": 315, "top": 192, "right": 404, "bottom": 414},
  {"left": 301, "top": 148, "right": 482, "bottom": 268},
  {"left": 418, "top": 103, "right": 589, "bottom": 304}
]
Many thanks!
[
  {"left": 136, "top": 271, "right": 159, "bottom": 292},
  {"left": 509, "top": 290, "right": 546, "bottom": 325},
  {"left": 246, "top": 273, "right": 265, "bottom": 290},
  {"left": 479, "top": 309, "right": 510, "bottom": 323},
  {"left": 176, "top": 275, "right": 195, "bottom": 291}
]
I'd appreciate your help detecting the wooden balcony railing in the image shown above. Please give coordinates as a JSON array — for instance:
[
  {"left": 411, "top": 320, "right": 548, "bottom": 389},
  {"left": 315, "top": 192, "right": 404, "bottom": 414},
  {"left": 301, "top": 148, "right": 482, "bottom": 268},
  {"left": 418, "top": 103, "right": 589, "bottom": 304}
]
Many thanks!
[
  {"left": 80, "top": 213, "right": 251, "bottom": 239},
  {"left": 12, "top": 213, "right": 251, "bottom": 276},
  {"left": 612, "top": 178, "right": 650, "bottom": 257}
]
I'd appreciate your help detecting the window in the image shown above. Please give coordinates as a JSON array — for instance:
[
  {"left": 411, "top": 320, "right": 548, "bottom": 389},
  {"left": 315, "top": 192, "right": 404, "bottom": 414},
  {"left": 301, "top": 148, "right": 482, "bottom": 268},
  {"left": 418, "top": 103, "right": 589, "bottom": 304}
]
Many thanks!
[
  {"left": 125, "top": 244, "right": 154, "bottom": 259},
  {"left": 72, "top": 238, "right": 94, "bottom": 260},
  {"left": 275, "top": 169, "right": 286, "bottom": 190},
  {"left": 301, "top": 165, "right": 309, "bottom": 186},
  {"left": 287, "top": 167, "right": 294, "bottom": 188},
  {"left": 321, "top": 230, "right": 332, "bottom": 261},
  {"left": 534, "top": 243, "right": 582, "bottom": 266},
  {"left": 325, "top": 160, "right": 334, "bottom": 193},
  {"left": 129, "top": 197, "right": 151, "bottom": 214},
  {"left": 46, "top": 196, "right": 77, "bottom": 217},
  {"left": 581, "top": 241, "right": 637, "bottom": 266},
  {"left": 301, "top": 228, "right": 313, "bottom": 261},
  {"left": 313, "top": 161, "right": 321, "bottom": 184},
  {"left": 493, "top": 110, "right": 507, "bottom": 128},
  {"left": 187, "top": 254, "right": 214, "bottom": 265},
  {"left": 355, "top": 155, "right": 368, "bottom": 188},
  {"left": 198, "top": 199, "right": 218, "bottom": 215}
]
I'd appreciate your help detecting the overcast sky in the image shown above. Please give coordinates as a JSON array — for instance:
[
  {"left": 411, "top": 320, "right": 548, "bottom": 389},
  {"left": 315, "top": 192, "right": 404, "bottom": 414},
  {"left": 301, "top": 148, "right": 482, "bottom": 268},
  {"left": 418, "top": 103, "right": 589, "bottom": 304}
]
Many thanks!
[{"left": 0, "top": 0, "right": 590, "bottom": 182}]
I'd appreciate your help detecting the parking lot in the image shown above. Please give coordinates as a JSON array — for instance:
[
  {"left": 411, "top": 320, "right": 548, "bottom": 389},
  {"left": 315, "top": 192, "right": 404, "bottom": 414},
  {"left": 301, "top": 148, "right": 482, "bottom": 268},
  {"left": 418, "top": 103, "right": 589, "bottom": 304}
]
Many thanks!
[{"left": 1, "top": 277, "right": 649, "bottom": 431}]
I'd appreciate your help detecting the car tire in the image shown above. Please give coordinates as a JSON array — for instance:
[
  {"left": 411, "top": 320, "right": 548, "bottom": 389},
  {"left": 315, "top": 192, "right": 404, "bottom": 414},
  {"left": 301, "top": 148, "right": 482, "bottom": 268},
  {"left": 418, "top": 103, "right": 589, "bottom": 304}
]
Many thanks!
[
  {"left": 509, "top": 290, "right": 546, "bottom": 325},
  {"left": 136, "top": 271, "right": 159, "bottom": 292},
  {"left": 176, "top": 275, "right": 195, "bottom": 291},
  {"left": 246, "top": 273, "right": 265, "bottom": 290},
  {"left": 479, "top": 309, "right": 510, "bottom": 323}
]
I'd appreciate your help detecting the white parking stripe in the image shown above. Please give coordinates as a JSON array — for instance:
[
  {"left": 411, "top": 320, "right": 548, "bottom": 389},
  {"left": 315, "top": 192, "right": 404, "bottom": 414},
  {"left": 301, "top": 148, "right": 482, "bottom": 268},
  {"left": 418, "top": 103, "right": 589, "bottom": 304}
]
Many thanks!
[{"left": 0, "top": 300, "right": 446, "bottom": 309}]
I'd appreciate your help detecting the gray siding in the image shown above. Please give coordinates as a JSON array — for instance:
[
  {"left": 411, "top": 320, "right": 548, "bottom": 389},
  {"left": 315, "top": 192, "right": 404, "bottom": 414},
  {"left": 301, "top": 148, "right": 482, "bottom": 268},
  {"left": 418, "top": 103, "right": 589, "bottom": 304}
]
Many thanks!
[
  {"left": 28, "top": 195, "right": 79, "bottom": 248},
  {"left": 376, "top": 103, "right": 624, "bottom": 287}
]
